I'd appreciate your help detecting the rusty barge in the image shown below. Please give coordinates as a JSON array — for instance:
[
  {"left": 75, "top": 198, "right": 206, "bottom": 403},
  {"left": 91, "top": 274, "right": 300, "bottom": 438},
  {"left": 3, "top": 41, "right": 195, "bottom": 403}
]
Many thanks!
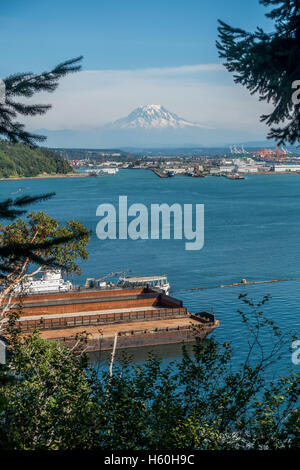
[{"left": 4, "top": 276, "right": 219, "bottom": 352}]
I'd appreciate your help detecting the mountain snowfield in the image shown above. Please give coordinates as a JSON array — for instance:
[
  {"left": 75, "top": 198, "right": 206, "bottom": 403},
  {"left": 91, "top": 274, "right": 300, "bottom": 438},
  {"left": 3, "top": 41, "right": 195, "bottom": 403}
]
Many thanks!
[
  {"left": 109, "top": 104, "right": 204, "bottom": 129},
  {"left": 36, "top": 104, "right": 267, "bottom": 148}
]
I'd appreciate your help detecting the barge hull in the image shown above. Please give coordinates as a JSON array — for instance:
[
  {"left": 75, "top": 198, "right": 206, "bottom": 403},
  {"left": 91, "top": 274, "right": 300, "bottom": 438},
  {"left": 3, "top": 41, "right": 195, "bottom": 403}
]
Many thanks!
[
  {"left": 39, "top": 317, "right": 219, "bottom": 352},
  {"left": 7, "top": 287, "right": 219, "bottom": 351},
  {"left": 85, "top": 325, "right": 218, "bottom": 352}
]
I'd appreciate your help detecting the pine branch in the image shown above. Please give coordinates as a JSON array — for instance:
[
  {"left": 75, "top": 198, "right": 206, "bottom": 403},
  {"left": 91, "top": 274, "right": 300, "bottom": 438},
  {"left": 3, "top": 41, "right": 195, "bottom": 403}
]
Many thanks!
[
  {"left": 4, "top": 56, "right": 83, "bottom": 98},
  {"left": 217, "top": 1, "right": 300, "bottom": 145},
  {"left": 0, "top": 193, "right": 55, "bottom": 220},
  {"left": 0, "top": 230, "right": 89, "bottom": 277},
  {"left": 0, "top": 56, "right": 83, "bottom": 145}
]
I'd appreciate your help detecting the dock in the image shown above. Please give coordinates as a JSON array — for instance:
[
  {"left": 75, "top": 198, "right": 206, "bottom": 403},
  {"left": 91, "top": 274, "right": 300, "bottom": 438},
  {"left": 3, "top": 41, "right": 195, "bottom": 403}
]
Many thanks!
[{"left": 152, "top": 169, "right": 169, "bottom": 178}]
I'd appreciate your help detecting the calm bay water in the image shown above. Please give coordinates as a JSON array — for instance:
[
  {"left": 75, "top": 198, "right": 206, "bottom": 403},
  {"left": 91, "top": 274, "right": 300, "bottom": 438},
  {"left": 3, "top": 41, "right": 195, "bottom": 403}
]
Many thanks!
[{"left": 1, "top": 170, "right": 300, "bottom": 376}]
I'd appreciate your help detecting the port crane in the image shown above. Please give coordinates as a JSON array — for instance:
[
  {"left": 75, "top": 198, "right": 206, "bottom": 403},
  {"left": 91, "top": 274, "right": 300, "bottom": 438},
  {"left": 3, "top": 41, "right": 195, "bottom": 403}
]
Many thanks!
[
  {"left": 255, "top": 145, "right": 288, "bottom": 161},
  {"left": 229, "top": 144, "right": 248, "bottom": 155}
]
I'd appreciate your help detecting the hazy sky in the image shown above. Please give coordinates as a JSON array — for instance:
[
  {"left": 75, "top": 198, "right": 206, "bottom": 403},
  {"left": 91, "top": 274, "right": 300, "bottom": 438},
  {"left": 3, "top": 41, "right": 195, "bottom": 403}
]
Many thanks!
[{"left": 1, "top": 0, "right": 275, "bottom": 141}]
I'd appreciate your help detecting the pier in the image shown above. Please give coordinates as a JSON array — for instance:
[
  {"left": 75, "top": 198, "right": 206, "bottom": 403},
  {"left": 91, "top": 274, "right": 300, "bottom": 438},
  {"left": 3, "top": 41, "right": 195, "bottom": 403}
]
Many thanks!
[{"left": 152, "top": 169, "right": 169, "bottom": 178}]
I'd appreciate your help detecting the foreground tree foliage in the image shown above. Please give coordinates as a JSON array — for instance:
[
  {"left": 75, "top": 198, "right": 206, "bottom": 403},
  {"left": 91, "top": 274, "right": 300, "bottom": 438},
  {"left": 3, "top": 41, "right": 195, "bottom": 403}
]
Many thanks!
[
  {"left": 0, "top": 211, "right": 90, "bottom": 316},
  {"left": 0, "top": 58, "right": 84, "bottom": 279},
  {"left": 217, "top": 0, "right": 300, "bottom": 145},
  {"left": 0, "top": 296, "right": 298, "bottom": 450},
  {"left": 0, "top": 57, "right": 82, "bottom": 146},
  {"left": 0, "top": 57, "right": 90, "bottom": 426}
]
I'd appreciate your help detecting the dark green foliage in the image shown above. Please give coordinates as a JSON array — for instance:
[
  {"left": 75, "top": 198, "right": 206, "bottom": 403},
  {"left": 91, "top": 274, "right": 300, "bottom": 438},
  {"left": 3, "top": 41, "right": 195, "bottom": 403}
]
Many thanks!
[
  {"left": 0, "top": 58, "right": 84, "bottom": 274},
  {"left": 0, "top": 326, "right": 99, "bottom": 450},
  {"left": 0, "top": 193, "right": 55, "bottom": 220},
  {"left": 0, "top": 210, "right": 89, "bottom": 290},
  {"left": 0, "top": 57, "right": 82, "bottom": 146},
  {"left": 0, "top": 193, "right": 89, "bottom": 280},
  {"left": 217, "top": 0, "right": 300, "bottom": 145},
  {"left": 0, "top": 53, "right": 88, "bottom": 419},
  {"left": 0, "top": 140, "right": 72, "bottom": 178},
  {"left": 0, "top": 143, "right": 76, "bottom": 276}
]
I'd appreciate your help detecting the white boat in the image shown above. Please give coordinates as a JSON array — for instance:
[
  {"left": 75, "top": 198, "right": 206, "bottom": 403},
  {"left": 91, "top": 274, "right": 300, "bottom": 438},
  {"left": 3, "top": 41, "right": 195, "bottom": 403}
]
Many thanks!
[
  {"left": 118, "top": 275, "right": 170, "bottom": 295},
  {"left": 14, "top": 269, "right": 73, "bottom": 295},
  {"left": 13, "top": 270, "right": 170, "bottom": 296},
  {"left": 85, "top": 168, "right": 118, "bottom": 176}
]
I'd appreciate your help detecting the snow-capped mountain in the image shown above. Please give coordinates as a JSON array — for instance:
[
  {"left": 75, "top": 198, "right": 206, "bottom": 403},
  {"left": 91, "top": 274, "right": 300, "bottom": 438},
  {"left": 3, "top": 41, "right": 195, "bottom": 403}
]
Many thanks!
[
  {"left": 37, "top": 105, "right": 210, "bottom": 147},
  {"left": 109, "top": 104, "right": 203, "bottom": 129}
]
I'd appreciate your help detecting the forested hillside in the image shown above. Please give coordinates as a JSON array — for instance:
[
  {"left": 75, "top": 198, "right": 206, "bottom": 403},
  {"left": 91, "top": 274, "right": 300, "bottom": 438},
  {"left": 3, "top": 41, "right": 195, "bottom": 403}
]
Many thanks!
[{"left": 0, "top": 140, "right": 72, "bottom": 177}]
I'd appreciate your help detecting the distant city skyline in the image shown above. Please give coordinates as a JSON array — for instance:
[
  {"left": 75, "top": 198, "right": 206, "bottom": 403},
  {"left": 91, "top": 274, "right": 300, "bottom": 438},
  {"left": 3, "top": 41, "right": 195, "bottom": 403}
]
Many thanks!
[{"left": 1, "top": 0, "right": 276, "bottom": 146}]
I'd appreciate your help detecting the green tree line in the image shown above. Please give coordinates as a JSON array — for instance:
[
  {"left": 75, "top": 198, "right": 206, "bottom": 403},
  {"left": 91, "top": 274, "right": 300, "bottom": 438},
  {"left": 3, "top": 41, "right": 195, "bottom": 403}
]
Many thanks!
[{"left": 0, "top": 140, "right": 72, "bottom": 178}]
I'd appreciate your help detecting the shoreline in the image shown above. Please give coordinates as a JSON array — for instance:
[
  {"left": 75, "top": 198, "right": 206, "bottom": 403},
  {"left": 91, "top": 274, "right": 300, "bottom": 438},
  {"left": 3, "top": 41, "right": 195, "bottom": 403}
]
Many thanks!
[
  {"left": 1, "top": 169, "right": 300, "bottom": 182},
  {"left": 0, "top": 172, "right": 89, "bottom": 181}
]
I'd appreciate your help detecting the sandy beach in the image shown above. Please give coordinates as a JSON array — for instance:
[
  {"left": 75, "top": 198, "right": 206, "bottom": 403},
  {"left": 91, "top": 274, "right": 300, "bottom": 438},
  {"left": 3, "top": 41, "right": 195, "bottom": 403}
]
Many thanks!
[{"left": 0, "top": 172, "right": 89, "bottom": 181}]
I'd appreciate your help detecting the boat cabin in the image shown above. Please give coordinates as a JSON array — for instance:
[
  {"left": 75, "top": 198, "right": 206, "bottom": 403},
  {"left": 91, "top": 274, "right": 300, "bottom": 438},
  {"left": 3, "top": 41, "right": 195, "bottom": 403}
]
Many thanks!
[{"left": 118, "top": 275, "right": 170, "bottom": 295}]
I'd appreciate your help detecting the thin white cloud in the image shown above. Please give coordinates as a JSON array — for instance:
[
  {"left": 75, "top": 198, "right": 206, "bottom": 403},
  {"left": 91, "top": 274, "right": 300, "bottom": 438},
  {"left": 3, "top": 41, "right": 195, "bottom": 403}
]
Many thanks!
[
  {"left": 22, "top": 63, "right": 272, "bottom": 139},
  {"left": 85, "top": 63, "right": 224, "bottom": 76}
]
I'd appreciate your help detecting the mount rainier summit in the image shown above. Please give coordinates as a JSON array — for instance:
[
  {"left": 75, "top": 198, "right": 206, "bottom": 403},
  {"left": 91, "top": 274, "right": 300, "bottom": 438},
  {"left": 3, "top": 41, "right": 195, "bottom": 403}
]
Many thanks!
[
  {"left": 37, "top": 105, "right": 215, "bottom": 147},
  {"left": 108, "top": 104, "right": 204, "bottom": 130}
]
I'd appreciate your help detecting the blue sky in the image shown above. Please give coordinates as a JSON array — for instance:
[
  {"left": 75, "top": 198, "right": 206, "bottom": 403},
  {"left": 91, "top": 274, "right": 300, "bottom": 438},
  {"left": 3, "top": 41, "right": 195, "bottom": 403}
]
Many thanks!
[
  {"left": 1, "top": 0, "right": 272, "bottom": 74},
  {"left": 1, "top": 0, "right": 275, "bottom": 144}
]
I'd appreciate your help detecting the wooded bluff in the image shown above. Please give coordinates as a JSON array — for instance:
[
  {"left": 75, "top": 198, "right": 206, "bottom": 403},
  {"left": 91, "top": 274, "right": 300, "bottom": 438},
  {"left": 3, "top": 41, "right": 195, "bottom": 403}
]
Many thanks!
[{"left": 0, "top": 140, "right": 72, "bottom": 178}]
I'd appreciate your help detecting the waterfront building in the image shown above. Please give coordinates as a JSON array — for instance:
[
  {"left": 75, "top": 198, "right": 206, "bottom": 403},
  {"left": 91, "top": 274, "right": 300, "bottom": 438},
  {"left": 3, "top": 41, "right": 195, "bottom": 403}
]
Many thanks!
[{"left": 272, "top": 164, "right": 300, "bottom": 172}]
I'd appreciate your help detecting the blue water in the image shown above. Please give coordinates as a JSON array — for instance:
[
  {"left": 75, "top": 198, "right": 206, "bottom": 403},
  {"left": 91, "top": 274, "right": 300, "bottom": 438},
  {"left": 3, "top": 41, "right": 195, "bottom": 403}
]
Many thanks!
[{"left": 1, "top": 170, "right": 299, "bottom": 376}]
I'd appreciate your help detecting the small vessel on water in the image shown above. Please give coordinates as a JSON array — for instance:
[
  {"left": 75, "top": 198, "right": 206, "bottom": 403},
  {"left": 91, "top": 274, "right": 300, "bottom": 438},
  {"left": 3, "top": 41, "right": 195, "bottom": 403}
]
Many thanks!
[
  {"left": 167, "top": 171, "right": 175, "bottom": 177},
  {"left": 224, "top": 173, "right": 245, "bottom": 180},
  {"left": 14, "top": 270, "right": 73, "bottom": 295},
  {"left": 13, "top": 270, "right": 170, "bottom": 296},
  {"left": 86, "top": 168, "right": 118, "bottom": 176},
  {"left": 118, "top": 274, "right": 170, "bottom": 295}
]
